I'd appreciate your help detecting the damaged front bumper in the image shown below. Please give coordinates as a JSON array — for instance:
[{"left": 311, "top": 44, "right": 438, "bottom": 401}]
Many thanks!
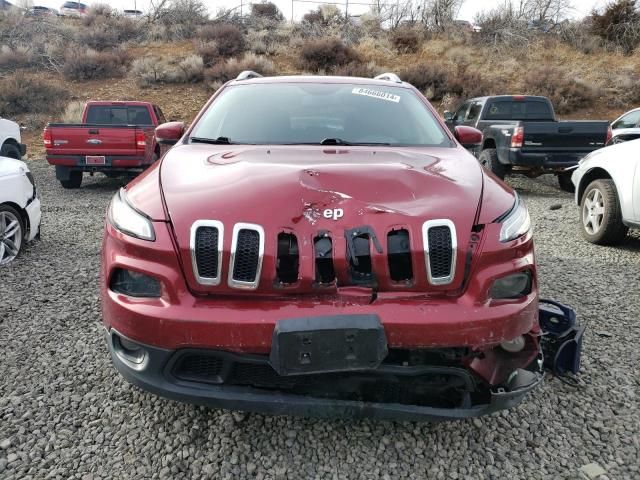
[{"left": 106, "top": 328, "right": 544, "bottom": 421}]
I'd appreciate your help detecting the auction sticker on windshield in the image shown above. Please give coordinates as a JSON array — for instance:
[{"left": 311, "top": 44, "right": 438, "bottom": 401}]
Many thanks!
[{"left": 352, "top": 87, "right": 401, "bottom": 103}]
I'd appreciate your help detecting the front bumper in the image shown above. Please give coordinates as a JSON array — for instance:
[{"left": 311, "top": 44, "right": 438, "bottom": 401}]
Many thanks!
[
  {"left": 25, "top": 196, "right": 41, "bottom": 242},
  {"left": 106, "top": 328, "right": 544, "bottom": 421}
]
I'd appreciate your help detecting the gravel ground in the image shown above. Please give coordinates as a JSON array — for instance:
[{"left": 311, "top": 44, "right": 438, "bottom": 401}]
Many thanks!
[{"left": 1, "top": 159, "right": 639, "bottom": 480}]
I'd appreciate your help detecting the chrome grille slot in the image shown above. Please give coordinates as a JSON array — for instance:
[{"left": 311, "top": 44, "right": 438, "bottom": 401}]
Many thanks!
[
  {"left": 190, "top": 220, "right": 223, "bottom": 285},
  {"left": 422, "top": 220, "right": 456, "bottom": 285},
  {"left": 229, "top": 223, "right": 264, "bottom": 289}
]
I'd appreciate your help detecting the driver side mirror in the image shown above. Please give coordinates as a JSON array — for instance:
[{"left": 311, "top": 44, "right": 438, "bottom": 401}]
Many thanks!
[
  {"left": 443, "top": 110, "right": 454, "bottom": 122},
  {"left": 155, "top": 121, "right": 185, "bottom": 145},
  {"left": 454, "top": 126, "right": 482, "bottom": 147}
]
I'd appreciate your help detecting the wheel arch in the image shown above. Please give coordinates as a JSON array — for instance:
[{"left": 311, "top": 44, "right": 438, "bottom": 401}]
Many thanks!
[
  {"left": 1, "top": 138, "right": 21, "bottom": 158},
  {"left": 482, "top": 138, "right": 496, "bottom": 150},
  {"left": 0, "top": 201, "right": 30, "bottom": 238},
  {"left": 577, "top": 167, "right": 612, "bottom": 204}
]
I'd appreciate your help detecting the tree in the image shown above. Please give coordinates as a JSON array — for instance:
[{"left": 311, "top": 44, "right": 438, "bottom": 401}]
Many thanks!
[{"left": 590, "top": 0, "right": 640, "bottom": 53}]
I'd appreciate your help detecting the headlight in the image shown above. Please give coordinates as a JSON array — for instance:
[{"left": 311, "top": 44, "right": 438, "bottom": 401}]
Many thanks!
[
  {"left": 499, "top": 193, "right": 531, "bottom": 242},
  {"left": 108, "top": 188, "right": 155, "bottom": 241}
]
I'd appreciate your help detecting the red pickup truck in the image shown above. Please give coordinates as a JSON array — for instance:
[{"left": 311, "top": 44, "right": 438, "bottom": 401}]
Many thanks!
[{"left": 43, "top": 101, "right": 166, "bottom": 189}]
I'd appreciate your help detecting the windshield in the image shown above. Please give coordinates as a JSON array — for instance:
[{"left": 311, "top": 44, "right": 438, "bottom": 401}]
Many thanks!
[{"left": 190, "top": 83, "right": 452, "bottom": 147}]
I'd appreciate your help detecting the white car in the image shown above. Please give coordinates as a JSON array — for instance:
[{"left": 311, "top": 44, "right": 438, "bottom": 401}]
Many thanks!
[
  {"left": 571, "top": 139, "right": 640, "bottom": 245},
  {"left": 0, "top": 117, "right": 27, "bottom": 160},
  {"left": 610, "top": 107, "right": 640, "bottom": 145},
  {"left": 0, "top": 157, "right": 41, "bottom": 265}
]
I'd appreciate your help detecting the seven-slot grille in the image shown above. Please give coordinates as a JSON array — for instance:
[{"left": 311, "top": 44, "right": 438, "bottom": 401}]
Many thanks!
[{"left": 192, "top": 220, "right": 456, "bottom": 289}]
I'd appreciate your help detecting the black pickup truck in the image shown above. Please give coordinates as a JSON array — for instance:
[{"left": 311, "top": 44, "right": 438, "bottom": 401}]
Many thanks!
[{"left": 444, "top": 95, "right": 611, "bottom": 192}]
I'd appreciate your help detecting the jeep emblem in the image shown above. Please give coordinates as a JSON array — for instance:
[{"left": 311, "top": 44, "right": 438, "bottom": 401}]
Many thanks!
[{"left": 323, "top": 208, "right": 344, "bottom": 220}]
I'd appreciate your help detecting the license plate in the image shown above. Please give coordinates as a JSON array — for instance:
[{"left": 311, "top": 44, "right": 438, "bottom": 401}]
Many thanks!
[
  {"left": 86, "top": 155, "right": 106, "bottom": 165},
  {"left": 269, "top": 314, "right": 387, "bottom": 376}
]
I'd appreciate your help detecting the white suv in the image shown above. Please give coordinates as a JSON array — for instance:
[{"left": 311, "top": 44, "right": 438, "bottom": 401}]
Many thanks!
[
  {"left": 572, "top": 139, "right": 640, "bottom": 245},
  {"left": 0, "top": 118, "right": 27, "bottom": 160},
  {"left": 0, "top": 157, "right": 41, "bottom": 265}
]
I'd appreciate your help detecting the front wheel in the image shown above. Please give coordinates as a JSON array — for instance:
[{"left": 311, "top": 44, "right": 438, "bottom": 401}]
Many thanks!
[
  {"left": 0, "top": 204, "right": 24, "bottom": 265},
  {"left": 478, "top": 148, "right": 507, "bottom": 180},
  {"left": 580, "top": 179, "right": 628, "bottom": 245},
  {"left": 558, "top": 172, "right": 575, "bottom": 193}
]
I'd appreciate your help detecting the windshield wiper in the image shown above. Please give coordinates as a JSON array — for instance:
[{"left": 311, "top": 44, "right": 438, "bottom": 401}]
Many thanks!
[
  {"left": 319, "top": 138, "right": 391, "bottom": 146},
  {"left": 190, "top": 136, "right": 234, "bottom": 145}
]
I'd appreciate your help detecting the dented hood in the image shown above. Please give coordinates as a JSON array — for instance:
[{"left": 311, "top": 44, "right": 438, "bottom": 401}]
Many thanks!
[{"left": 160, "top": 144, "right": 486, "bottom": 294}]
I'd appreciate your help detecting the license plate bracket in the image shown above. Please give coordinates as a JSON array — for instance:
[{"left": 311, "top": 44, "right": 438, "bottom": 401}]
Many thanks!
[
  {"left": 269, "top": 314, "right": 387, "bottom": 376},
  {"left": 86, "top": 155, "right": 106, "bottom": 165}
]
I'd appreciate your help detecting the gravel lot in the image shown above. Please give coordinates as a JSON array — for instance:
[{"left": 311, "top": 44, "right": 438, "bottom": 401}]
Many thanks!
[{"left": 1, "top": 158, "right": 639, "bottom": 480}]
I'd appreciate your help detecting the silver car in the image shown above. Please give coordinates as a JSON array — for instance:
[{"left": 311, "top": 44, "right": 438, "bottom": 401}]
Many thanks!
[
  {"left": 610, "top": 108, "right": 640, "bottom": 145},
  {"left": 571, "top": 139, "right": 640, "bottom": 245}
]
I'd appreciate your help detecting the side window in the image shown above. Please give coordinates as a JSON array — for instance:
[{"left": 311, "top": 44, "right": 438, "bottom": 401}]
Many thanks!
[
  {"left": 466, "top": 103, "right": 482, "bottom": 123},
  {"left": 613, "top": 111, "right": 640, "bottom": 130},
  {"left": 453, "top": 102, "right": 470, "bottom": 123},
  {"left": 154, "top": 106, "right": 167, "bottom": 124}
]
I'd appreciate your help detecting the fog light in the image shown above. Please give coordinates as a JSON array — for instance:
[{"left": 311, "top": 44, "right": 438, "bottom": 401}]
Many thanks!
[
  {"left": 110, "top": 268, "right": 161, "bottom": 298},
  {"left": 490, "top": 271, "right": 532, "bottom": 299},
  {"left": 500, "top": 335, "right": 526, "bottom": 353},
  {"left": 113, "top": 333, "right": 146, "bottom": 365}
]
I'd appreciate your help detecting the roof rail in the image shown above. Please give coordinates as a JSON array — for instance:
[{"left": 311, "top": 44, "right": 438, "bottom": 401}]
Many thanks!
[
  {"left": 374, "top": 73, "right": 402, "bottom": 84},
  {"left": 236, "top": 70, "right": 263, "bottom": 81}
]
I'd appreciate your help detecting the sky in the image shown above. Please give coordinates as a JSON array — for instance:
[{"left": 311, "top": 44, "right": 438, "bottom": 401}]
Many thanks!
[{"left": 29, "top": 0, "right": 608, "bottom": 22}]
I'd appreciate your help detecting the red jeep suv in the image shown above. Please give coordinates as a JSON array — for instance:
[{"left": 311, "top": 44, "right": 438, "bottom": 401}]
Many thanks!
[{"left": 101, "top": 73, "right": 542, "bottom": 420}]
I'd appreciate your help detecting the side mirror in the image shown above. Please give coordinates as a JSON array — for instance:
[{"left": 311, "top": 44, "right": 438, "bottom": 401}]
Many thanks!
[
  {"left": 155, "top": 121, "right": 185, "bottom": 145},
  {"left": 443, "top": 110, "right": 454, "bottom": 122},
  {"left": 454, "top": 125, "right": 482, "bottom": 147}
]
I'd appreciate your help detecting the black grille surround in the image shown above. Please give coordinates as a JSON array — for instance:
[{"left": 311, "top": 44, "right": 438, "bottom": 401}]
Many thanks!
[
  {"left": 168, "top": 349, "right": 484, "bottom": 409},
  {"left": 423, "top": 220, "right": 456, "bottom": 285}
]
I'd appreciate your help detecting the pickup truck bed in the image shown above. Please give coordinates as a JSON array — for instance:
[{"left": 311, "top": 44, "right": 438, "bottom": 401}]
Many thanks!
[
  {"left": 44, "top": 101, "right": 165, "bottom": 189},
  {"left": 445, "top": 96, "right": 611, "bottom": 192}
]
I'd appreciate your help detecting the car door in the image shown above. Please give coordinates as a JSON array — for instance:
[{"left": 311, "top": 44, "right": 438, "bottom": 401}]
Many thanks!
[
  {"left": 445, "top": 101, "right": 471, "bottom": 131},
  {"left": 634, "top": 155, "right": 640, "bottom": 222}
]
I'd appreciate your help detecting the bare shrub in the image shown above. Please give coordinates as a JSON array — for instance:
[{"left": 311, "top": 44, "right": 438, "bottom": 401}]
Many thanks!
[
  {"left": 175, "top": 54, "right": 205, "bottom": 83},
  {"left": 523, "top": 66, "right": 596, "bottom": 113},
  {"left": 400, "top": 63, "right": 449, "bottom": 100},
  {"left": 62, "top": 49, "right": 129, "bottom": 81},
  {"left": 130, "top": 57, "right": 170, "bottom": 87},
  {"left": 77, "top": 7, "right": 139, "bottom": 50},
  {"left": 250, "top": 2, "right": 284, "bottom": 22},
  {"left": 151, "top": 0, "right": 209, "bottom": 40},
  {"left": 62, "top": 101, "right": 86, "bottom": 123},
  {"left": 196, "top": 24, "right": 245, "bottom": 58},
  {"left": 333, "top": 61, "right": 381, "bottom": 78},
  {"left": 0, "top": 76, "right": 68, "bottom": 117},
  {"left": 0, "top": 48, "right": 37, "bottom": 71},
  {"left": 204, "top": 54, "right": 275, "bottom": 85},
  {"left": 297, "top": 38, "right": 359, "bottom": 72},
  {"left": 195, "top": 42, "right": 219, "bottom": 66},
  {"left": 590, "top": 0, "right": 640, "bottom": 54},
  {"left": 390, "top": 28, "right": 422, "bottom": 53}
]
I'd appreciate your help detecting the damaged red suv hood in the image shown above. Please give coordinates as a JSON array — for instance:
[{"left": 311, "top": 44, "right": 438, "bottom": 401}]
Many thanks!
[{"left": 160, "top": 144, "right": 486, "bottom": 295}]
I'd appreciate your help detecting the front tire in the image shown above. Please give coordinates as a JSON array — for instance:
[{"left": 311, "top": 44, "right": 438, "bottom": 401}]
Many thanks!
[
  {"left": 558, "top": 172, "right": 575, "bottom": 193},
  {"left": 0, "top": 204, "right": 24, "bottom": 265},
  {"left": 580, "top": 179, "right": 628, "bottom": 245},
  {"left": 478, "top": 148, "right": 506, "bottom": 180},
  {"left": 60, "top": 171, "right": 83, "bottom": 189}
]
